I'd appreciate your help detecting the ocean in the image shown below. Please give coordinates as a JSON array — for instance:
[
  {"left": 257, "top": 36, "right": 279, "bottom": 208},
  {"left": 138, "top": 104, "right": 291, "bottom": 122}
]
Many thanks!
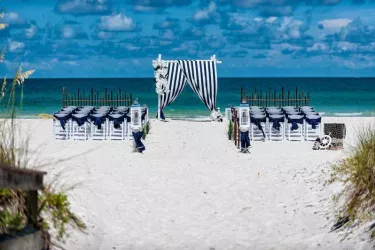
[{"left": 8, "top": 77, "right": 375, "bottom": 118}]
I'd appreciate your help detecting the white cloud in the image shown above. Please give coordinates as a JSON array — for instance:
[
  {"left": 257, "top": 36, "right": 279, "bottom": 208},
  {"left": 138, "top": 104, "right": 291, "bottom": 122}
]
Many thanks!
[
  {"left": 25, "top": 24, "right": 38, "bottom": 39},
  {"left": 8, "top": 40, "right": 25, "bottom": 52},
  {"left": 3, "top": 12, "right": 26, "bottom": 26},
  {"left": 193, "top": 2, "right": 216, "bottom": 22},
  {"left": 266, "top": 16, "right": 277, "bottom": 23},
  {"left": 307, "top": 43, "right": 328, "bottom": 52},
  {"left": 55, "top": 0, "right": 111, "bottom": 16},
  {"left": 98, "top": 13, "right": 137, "bottom": 32},
  {"left": 62, "top": 26, "right": 75, "bottom": 39},
  {"left": 318, "top": 18, "right": 352, "bottom": 29}
]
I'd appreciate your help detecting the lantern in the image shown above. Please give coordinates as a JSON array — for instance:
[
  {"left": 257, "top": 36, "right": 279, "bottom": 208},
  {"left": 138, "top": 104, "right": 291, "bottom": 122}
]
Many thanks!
[
  {"left": 239, "top": 102, "right": 250, "bottom": 129},
  {"left": 225, "top": 103, "right": 232, "bottom": 121},
  {"left": 130, "top": 99, "right": 142, "bottom": 130}
]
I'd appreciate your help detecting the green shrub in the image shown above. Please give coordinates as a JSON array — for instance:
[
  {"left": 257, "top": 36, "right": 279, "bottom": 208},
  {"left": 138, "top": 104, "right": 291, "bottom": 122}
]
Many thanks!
[
  {"left": 227, "top": 120, "right": 233, "bottom": 140},
  {"left": 142, "top": 121, "right": 151, "bottom": 140},
  {"left": 0, "top": 11, "right": 86, "bottom": 247},
  {"left": 330, "top": 122, "right": 375, "bottom": 237}
]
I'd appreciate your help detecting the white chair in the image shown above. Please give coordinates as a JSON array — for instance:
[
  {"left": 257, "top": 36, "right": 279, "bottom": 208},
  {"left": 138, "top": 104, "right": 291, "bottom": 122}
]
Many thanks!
[
  {"left": 268, "top": 115, "right": 285, "bottom": 141},
  {"left": 90, "top": 114, "right": 107, "bottom": 140},
  {"left": 53, "top": 113, "right": 71, "bottom": 140},
  {"left": 250, "top": 114, "right": 267, "bottom": 141},
  {"left": 71, "top": 114, "right": 89, "bottom": 140},
  {"left": 286, "top": 115, "right": 304, "bottom": 141},
  {"left": 108, "top": 114, "right": 126, "bottom": 140},
  {"left": 304, "top": 115, "right": 321, "bottom": 141}
]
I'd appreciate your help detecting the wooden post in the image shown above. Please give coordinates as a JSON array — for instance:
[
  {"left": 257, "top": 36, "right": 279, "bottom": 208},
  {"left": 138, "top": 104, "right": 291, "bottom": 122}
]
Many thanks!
[
  {"left": 273, "top": 90, "right": 276, "bottom": 107},
  {"left": 240, "top": 87, "right": 243, "bottom": 103},
  {"left": 111, "top": 91, "right": 113, "bottom": 107},
  {"left": 26, "top": 191, "right": 38, "bottom": 226},
  {"left": 281, "top": 86, "right": 284, "bottom": 107},
  {"left": 288, "top": 91, "right": 290, "bottom": 106},
  {"left": 308, "top": 92, "right": 310, "bottom": 106},
  {"left": 268, "top": 88, "right": 271, "bottom": 107},
  {"left": 295, "top": 87, "right": 298, "bottom": 107},
  {"left": 62, "top": 87, "right": 65, "bottom": 108}
]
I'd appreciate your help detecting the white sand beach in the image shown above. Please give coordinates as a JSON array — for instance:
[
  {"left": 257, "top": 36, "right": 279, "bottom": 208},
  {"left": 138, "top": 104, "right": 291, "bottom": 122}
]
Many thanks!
[{"left": 23, "top": 117, "right": 374, "bottom": 250}]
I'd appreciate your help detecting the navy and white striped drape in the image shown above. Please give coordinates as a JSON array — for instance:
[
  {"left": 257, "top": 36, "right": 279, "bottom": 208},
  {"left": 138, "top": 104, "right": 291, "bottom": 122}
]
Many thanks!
[
  {"left": 158, "top": 59, "right": 218, "bottom": 117},
  {"left": 178, "top": 60, "right": 217, "bottom": 111},
  {"left": 159, "top": 62, "right": 187, "bottom": 110}
]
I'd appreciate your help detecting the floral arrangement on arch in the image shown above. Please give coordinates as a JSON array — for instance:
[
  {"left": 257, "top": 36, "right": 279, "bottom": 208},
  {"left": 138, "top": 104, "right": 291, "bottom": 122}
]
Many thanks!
[{"left": 152, "top": 60, "right": 169, "bottom": 95}]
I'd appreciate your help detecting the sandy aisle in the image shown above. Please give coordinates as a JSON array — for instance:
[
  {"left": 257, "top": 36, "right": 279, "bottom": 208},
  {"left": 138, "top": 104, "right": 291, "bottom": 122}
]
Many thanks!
[{"left": 22, "top": 117, "right": 374, "bottom": 250}]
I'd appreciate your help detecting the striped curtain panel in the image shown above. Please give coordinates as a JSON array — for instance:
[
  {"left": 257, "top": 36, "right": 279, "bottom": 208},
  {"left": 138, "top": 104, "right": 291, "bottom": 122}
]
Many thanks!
[
  {"left": 178, "top": 60, "right": 218, "bottom": 111},
  {"left": 159, "top": 62, "right": 187, "bottom": 111}
]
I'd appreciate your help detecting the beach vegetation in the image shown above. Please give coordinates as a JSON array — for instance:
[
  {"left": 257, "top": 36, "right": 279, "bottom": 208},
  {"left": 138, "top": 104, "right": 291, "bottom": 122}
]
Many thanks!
[
  {"left": 142, "top": 120, "right": 151, "bottom": 139},
  {"left": 228, "top": 120, "right": 233, "bottom": 140},
  {"left": 0, "top": 10, "right": 86, "bottom": 249},
  {"left": 330, "top": 122, "right": 375, "bottom": 238},
  {"left": 38, "top": 113, "right": 54, "bottom": 119}
]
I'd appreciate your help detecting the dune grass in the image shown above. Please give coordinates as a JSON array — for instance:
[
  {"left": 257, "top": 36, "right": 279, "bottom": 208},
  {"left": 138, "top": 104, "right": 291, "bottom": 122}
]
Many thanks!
[
  {"left": 142, "top": 120, "right": 151, "bottom": 139},
  {"left": 330, "top": 121, "right": 375, "bottom": 238},
  {"left": 0, "top": 12, "right": 86, "bottom": 248},
  {"left": 227, "top": 120, "right": 233, "bottom": 140}
]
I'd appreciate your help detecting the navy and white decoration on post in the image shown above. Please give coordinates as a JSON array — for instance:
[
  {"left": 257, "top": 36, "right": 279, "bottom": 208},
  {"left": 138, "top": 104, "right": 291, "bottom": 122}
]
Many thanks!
[
  {"left": 152, "top": 54, "right": 222, "bottom": 121},
  {"left": 239, "top": 101, "right": 251, "bottom": 153},
  {"left": 130, "top": 99, "right": 145, "bottom": 153}
]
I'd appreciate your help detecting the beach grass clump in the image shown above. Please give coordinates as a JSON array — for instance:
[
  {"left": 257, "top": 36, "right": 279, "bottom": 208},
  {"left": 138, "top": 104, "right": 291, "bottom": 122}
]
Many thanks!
[
  {"left": 227, "top": 120, "right": 233, "bottom": 140},
  {"left": 330, "top": 122, "right": 375, "bottom": 237},
  {"left": 0, "top": 16, "right": 86, "bottom": 248},
  {"left": 142, "top": 120, "right": 151, "bottom": 139},
  {"left": 38, "top": 113, "right": 54, "bottom": 119}
]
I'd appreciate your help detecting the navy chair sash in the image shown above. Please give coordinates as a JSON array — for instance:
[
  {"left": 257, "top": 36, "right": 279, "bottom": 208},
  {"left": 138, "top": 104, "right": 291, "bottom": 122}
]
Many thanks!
[
  {"left": 142, "top": 109, "right": 148, "bottom": 121},
  {"left": 108, "top": 114, "right": 125, "bottom": 129},
  {"left": 269, "top": 115, "right": 285, "bottom": 131},
  {"left": 288, "top": 116, "right": 304, "bottom": 131},
  {"left": 240, "top": 131, "right": 251, "bottom": 149},
  {"left": 72, "top": 114, "right": 88, "bottom": 127},
  {"left": 53, "top": 113, "right": 71, "bottom": 130},
  {"left": 250, "top": 115, "right": 266, "bottom": 137},
  {"left": 133, "top": 131, "right": 145, "bottom": 153},
  {"left": 89, "top": 114, "right": 107, "bottom": 130},
  {"left": 305, "top": 116, "right": 321, "bottom": 129}
]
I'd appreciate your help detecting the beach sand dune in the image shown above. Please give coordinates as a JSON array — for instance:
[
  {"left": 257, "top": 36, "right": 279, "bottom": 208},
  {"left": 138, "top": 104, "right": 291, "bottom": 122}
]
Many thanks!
[{"left": 24, "top": 117, "right": 373, "bottom": 250}]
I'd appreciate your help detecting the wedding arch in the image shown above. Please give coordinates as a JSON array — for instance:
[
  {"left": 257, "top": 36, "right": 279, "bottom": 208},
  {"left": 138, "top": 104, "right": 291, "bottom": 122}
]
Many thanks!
[{"left": 152, "top": 54, "right": 222, "bottom": 120}]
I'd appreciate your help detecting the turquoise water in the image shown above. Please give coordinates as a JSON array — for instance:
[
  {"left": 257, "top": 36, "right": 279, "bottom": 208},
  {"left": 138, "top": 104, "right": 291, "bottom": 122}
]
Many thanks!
[{"left": 7, "top": 77, "right": 375, "bottom": 118}]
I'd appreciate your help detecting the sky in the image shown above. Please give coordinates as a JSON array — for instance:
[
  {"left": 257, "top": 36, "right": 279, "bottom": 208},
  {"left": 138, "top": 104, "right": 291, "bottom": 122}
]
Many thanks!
[{"left": 1, "top": 0, "right": 375, "bottom": 78}]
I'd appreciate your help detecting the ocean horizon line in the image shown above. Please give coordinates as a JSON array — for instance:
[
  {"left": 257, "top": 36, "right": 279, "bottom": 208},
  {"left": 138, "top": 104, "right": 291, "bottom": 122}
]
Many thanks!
[
  {"left": 12, "top": 111, "right": 375, "bottom": 119},
  {"left": 3, "top": 76, "right": 375, "bottom": 80}
]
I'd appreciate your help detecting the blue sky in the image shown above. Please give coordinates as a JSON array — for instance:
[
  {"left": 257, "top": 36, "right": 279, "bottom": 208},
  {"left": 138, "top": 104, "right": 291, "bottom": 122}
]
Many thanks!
[{"left": 1, "top": 0, "right": 375, "bottom": 77}]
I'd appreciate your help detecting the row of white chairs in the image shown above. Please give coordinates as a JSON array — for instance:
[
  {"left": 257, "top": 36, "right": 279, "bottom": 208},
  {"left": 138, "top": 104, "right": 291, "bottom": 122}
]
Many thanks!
[
  {"left": 232, "top": 105, "right": 321, "bottom": 142},
  {"left": 248, "top": 117, "right": 321, "bottom": 142},
  {"left": 53, "top": 118, "right": 132, "bottom": 140},
  {"left": 53, "top": 106, "right": 148, "bottom": 140}
]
